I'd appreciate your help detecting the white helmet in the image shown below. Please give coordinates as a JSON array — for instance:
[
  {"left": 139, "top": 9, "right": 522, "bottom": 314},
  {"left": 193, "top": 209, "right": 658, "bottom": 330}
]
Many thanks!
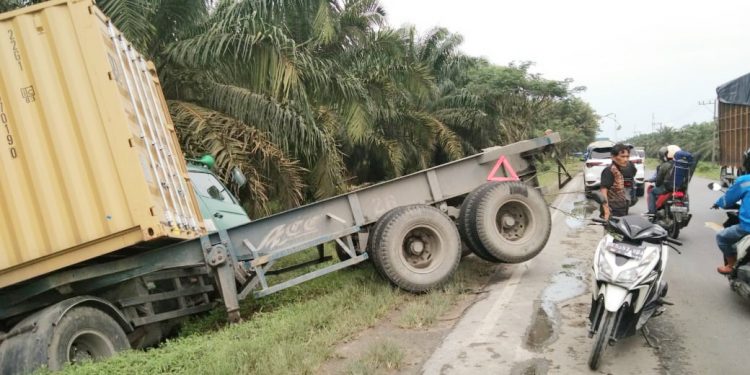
[{"left": 666, "top": 145, "right": 681, "bottom": 160}]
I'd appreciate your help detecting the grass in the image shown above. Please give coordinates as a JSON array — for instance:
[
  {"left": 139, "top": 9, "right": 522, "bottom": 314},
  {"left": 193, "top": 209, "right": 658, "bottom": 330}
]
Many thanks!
[
  {"left": 345, "top": 340, "right": 405, "bottom": 375},
  {"left": 49, "top": 249, "right": 497, "bottom": 375},
  {"left": 536, "top": 158, "right": 584, "bottom": 202}
]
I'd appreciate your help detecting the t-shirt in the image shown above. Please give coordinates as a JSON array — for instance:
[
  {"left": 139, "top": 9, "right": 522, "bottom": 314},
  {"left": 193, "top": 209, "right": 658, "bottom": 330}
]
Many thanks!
[
  {"left": 600, "top": 162, "right": 636, "bottom": 189},
  {"left": 600, "top": 162, "right": 637, "bottom": 212}
]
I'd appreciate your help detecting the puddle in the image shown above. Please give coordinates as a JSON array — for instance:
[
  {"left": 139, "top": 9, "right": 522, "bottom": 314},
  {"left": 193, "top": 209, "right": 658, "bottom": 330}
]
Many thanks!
[
  {"left": 525, "top": 302, "right": 555, "bottom": 351},
  {"left": 524, "top": 259, "right": 588, "bottom": 352},
  {"left": 540, "top": 259, "right": 587, "bottom": 315},
  {"left": 510, "top": 358, "right": 550, "bottom": 375},
  {"left": 564, "top": 196, "right": 600, "bottom": 230}
]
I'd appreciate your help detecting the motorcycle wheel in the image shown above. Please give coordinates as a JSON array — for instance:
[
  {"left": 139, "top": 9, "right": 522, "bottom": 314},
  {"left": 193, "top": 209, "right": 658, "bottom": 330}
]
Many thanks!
[
  {"left": 588, "top": 310, "right": 616, "bottom": 370},
  {"left": 667, "top": 210, "right": 680, "bottom": 239}
]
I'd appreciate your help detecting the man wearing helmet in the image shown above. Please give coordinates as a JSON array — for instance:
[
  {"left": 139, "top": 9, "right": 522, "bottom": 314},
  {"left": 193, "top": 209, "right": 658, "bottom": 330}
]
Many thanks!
[
  {"left": 647, "top": 145, "right": 681, "bottom": 215},
  {"left": 712, "top": 148, "right": 750, "bottom": 274},
  {"left": 600, "top": 143, "right": 637, "bottom": 219}
]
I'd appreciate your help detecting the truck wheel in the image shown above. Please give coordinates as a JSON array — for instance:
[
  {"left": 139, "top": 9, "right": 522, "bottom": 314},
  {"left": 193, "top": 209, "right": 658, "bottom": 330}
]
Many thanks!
[
  {"left": 471, "top": 181, "right": 551, "bottom": 263},
  {"left": 461, "top": 241, "right": 472, "bottom": 258},
  {"left": 370, "top": 205, "right": 461, "bottom": 292},
  {"left": 368, "top": 208, "right": 405, "bottom": 276},
  {"left": 458, "top": 184, "right": 503, "bottom": 263},
  {"left": 47, "top": 306, "right": 130, "bottom": 370}
]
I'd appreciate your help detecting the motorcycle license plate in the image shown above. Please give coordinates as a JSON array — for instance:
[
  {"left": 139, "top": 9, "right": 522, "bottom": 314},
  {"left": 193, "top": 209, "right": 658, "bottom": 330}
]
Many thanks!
[
  {"left": 607, "top": 242, "right": 644, "bottom": 259},
  {"left": 671, "top": 206, "right": 688, "bottom": 213}
]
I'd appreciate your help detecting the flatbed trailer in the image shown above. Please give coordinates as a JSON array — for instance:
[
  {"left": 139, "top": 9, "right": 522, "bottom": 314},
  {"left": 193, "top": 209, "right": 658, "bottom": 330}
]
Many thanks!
[{"left": 0, "top": 134, "right": 562, "bottom": 374}]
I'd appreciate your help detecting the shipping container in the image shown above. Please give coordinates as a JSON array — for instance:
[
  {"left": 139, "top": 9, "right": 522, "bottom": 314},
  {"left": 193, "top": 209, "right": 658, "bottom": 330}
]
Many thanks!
[
  {"left": 717, "top": 102, "right": 750, "bottom": 167},
  {"left": 0, "top": 0, "right": 204, "bottom": 288}
]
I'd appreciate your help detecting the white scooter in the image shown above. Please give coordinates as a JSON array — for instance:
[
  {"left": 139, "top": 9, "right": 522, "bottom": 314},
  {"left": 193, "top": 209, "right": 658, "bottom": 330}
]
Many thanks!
[{"left": 586, "top": 194, "right": 682, "bottom": 370}]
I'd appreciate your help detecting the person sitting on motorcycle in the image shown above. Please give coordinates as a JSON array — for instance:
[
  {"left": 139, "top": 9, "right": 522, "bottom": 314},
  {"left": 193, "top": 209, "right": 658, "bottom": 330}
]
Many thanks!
[
  {"left": 647, "top": 145, "right": 681, "bottom": 215},
  {"left": 600, "top": 143, "right": 637, "bottom": 219},
  {"left": 712, "top": 148, "right": 750, "bottom": 274}
]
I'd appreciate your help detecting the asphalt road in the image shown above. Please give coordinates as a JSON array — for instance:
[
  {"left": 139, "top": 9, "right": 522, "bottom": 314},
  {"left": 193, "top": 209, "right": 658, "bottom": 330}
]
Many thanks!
[
  {"left": 648, "top": 176, "right": 750, "bottom": 375},
  {"left": 421, "top": 175, "right": 750, "bottom": 375}
]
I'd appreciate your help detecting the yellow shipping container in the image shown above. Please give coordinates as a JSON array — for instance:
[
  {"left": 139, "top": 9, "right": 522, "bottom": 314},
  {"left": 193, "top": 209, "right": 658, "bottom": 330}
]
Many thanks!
[{"left": 0, "top": 0, "right": 205, "bottom": 288}]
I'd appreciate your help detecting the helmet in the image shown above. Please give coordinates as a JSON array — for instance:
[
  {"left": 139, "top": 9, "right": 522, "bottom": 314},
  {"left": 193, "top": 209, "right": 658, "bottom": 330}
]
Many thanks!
[
  {"left": 666, "top": 145, "right": 681, "bottom": 160},
  {"left": 658, "top": 146, "right": 668, "bottom": 162},
  {"left": 743, "top": 148, "right": 750, "bottom": 173}
]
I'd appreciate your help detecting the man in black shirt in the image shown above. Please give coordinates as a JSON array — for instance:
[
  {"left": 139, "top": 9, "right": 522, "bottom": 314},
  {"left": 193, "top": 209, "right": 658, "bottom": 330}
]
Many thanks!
[{"left": 600, "top": 143, "right": 637, "bottom": 219}]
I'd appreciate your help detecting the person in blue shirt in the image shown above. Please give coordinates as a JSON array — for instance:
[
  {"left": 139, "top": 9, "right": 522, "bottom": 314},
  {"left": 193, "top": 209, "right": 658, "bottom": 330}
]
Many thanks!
[{"left": 712, "top": 149, "right": 750, "bottom": 274}]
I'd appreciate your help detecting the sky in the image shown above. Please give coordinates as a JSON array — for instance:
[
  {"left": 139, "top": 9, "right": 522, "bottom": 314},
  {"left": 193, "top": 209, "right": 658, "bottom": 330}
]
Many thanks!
[{"left": 378, "top": 0, "right": 750, "bottom": 141}]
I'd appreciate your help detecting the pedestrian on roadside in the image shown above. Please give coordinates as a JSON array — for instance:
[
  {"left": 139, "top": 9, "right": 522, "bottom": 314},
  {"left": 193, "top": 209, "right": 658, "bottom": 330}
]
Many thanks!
[{"left": 600, "top": 143, "right": 637, "bottom": 219}]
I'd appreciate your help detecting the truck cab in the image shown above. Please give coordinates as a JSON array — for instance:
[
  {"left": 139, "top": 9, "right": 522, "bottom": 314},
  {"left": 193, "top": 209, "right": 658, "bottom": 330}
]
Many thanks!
[{"left": 187, "top": 161, "right": 251, "bottom": 232}]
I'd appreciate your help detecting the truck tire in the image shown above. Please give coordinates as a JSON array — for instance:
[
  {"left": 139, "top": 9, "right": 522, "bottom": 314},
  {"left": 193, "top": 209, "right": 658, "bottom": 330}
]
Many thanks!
[
  {"left": 367, "top": 207, "right": 405, "bottom": 276},
  {"left": 369, "top": 205, "right": 461, "bottom": 292},
  {"left": 471, "top": 181, "right": 551, "bottom": 263},
  {"left": 458, "top": 184, "right": 504, "bottom": 263},
  {"left": 47, "top": 306, "right": 130, "bottom": 370}
]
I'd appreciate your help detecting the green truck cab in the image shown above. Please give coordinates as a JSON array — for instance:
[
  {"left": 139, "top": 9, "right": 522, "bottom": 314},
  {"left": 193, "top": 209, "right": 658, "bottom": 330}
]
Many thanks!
[{"left": 186, "top": 157, "right": 251, "bottom": 232}]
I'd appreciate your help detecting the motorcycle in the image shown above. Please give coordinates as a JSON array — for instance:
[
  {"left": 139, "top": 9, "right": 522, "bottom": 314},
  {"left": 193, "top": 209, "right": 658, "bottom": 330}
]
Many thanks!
[
  {"left": 707, "top": 182, "right": 750, "bottom": 299},
  {"left": 647, "top": 183, "right": 692, "bottom": 239},
  {"left": 586, "top": 193, "right": 682, "bottom": 370}
]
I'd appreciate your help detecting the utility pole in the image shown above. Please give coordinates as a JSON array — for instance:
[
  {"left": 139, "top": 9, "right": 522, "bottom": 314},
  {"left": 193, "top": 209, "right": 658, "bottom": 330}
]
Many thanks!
[{"left": 699, "top": 100, "right": 718, "bottom": 163}]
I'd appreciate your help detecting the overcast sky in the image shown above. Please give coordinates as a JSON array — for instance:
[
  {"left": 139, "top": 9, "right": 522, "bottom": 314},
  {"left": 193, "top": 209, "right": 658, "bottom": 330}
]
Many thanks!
[{"left": 378, "top": 0, "right": 750, "bottom": 141}]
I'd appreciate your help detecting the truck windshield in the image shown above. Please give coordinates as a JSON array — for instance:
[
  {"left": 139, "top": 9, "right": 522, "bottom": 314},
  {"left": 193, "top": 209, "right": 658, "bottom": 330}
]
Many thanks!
[{"left": 190, "top": 172, "right": 235, "bottom": 203}]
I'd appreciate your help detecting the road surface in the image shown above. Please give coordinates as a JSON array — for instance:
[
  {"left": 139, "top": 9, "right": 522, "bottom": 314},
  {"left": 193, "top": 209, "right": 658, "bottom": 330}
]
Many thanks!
[{"left": 421, "top": 175, "right": 750, "bottom": 374}]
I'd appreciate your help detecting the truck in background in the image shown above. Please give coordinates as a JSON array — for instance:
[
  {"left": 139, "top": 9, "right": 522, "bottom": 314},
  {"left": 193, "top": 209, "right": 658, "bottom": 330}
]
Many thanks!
[
  {"left": 0, "top": 2, "right": 564, "bottom": 374},
  {"left": 717, "top": 72, "right": 750, "bottom": 186}
]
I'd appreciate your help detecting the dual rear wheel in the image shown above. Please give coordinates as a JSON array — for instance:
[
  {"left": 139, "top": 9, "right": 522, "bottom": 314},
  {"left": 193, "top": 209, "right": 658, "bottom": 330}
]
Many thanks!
[{"left": 367, "top": 182, "right": 551, "bottom": 292}]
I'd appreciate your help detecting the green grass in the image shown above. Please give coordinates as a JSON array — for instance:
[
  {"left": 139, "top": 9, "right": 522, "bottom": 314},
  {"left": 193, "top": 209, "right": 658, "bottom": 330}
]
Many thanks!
[
  {"left": 49, "top": 250, "right": 496, "bottom": 375},
  {"left": 537, "top": 158, "right": 583, "bottom": 202},
  {"left": 345, "top": 340, "right": 405, "bottom": 375}
]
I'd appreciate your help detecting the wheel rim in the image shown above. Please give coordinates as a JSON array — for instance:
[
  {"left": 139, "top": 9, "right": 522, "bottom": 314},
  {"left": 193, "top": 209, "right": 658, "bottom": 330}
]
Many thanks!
[
  {"left": 495, "top": 200, "right": 534, "bottom": 242},
  {"left": 67, "top": 330, "right": 115, "bottom": 364},
  {"left": 400, "top": 224, "right": 445, "bottom": 274}
]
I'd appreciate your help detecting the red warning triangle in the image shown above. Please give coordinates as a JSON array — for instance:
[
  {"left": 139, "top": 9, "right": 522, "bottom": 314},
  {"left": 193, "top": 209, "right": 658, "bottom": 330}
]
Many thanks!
[{"left": 486, "top": 155, "right": 520, "bottom": 182}]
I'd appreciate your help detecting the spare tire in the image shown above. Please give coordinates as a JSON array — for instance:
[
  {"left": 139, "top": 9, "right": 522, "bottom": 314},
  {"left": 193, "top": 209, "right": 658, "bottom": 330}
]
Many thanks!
[
  {"left": 369, "top": 205, "right": 461, "bottom": 292},
  {"left": 458, "top": 184, "right": 504, "bottom": 263},
  {"left": 471, "top": 181, "right": 551, "bottom": 263}
]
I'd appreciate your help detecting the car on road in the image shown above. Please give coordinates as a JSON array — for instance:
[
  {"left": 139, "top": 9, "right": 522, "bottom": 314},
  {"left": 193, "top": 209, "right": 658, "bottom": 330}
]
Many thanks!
[
  {"left": 583, "top": 142, "right": 645, "bottom": 196},
  {"left": 583, "top": 140, "right": 615, "bottom": 192}
]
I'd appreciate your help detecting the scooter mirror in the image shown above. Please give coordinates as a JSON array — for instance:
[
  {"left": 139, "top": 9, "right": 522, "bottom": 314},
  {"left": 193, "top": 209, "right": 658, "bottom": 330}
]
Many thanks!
[{"left": 708, "top": 182, "right": 722, "bottom": 191}]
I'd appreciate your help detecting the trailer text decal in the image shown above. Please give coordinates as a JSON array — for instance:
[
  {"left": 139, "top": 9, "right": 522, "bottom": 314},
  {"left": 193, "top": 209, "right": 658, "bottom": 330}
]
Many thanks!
[
  {"left": 0, "top": 97, "right": 18, "bottom": 159},
  {"left": 8, "top": 29, "right": 23, "bottom": 71}
]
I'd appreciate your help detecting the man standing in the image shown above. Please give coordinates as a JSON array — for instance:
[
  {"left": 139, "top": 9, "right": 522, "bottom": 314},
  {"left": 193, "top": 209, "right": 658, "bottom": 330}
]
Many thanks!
[{"left": 600, "top": 143, "right": 637, "bottom": 219}]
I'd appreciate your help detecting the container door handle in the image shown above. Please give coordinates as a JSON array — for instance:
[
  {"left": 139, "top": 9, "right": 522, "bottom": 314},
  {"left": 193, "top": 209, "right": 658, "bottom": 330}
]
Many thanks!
[{"left": 214, "top": 213, "right": 224, "bottom": 219}]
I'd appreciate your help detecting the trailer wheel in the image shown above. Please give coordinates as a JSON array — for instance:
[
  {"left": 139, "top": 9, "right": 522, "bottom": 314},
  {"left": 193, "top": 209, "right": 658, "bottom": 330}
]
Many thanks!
[
  {"left": 47, "top": 306, "right": 130, "bottom": 370},
  {"left": 368, "top": 208, "right": 405, "bottom": 276},
  {"left": 458, "top": 184, "right": 503, "bottom": 263},
  {"left": 370, "top": 205, "right": 461, "bottom": 292},
  {"left": 471, "top": 181, "right": 551, "bottom": 263}
]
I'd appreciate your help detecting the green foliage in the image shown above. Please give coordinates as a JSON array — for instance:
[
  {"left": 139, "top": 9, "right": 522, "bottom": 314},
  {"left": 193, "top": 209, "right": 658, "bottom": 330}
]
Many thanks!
[
  {"left": 4, "top": 0, "right": 599, "bottom": 215},
  {"left": 625, "top": 122, "right": 716, "bottom": 161}
]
